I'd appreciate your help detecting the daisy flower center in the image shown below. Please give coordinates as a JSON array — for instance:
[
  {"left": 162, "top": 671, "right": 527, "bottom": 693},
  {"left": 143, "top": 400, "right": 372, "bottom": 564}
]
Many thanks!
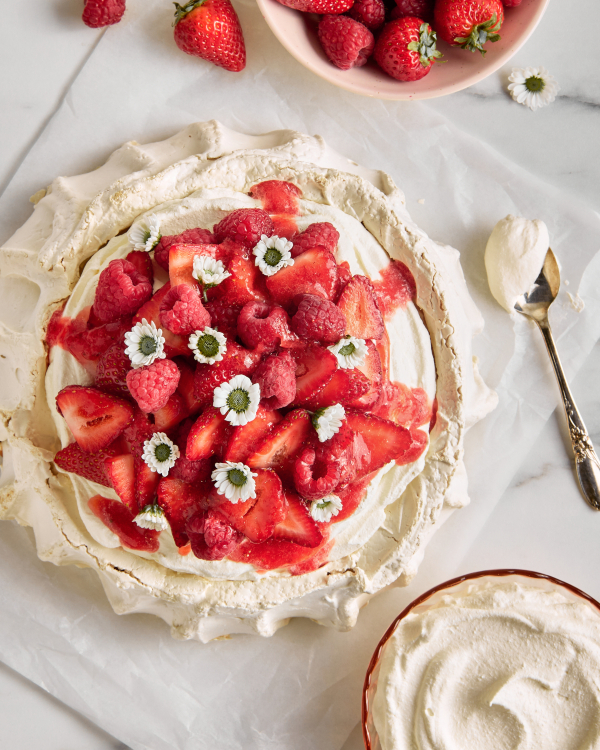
[
  {"left": 338, "top": 341, "right": 356, "bottom": 357},
  {"left": 154, "top": 443, "right": 172, "bottom": 463},
  {"left": 227, "top": 388, "right": 251, "bottom": 413},
  {"left": 196, "top": 333, "right": 219, "bottom": 358},
  {"left": 227, "top": 468, "right": 248, "bottom": 487},
  {"left": 140, "top": 335, "right": 158, "bottom": 356},
  {"left": 264, "top": 247, "right": 283, "bottom": 267},
  {"left": 525, "top": 76, "right": 545, "bottom": 93}
]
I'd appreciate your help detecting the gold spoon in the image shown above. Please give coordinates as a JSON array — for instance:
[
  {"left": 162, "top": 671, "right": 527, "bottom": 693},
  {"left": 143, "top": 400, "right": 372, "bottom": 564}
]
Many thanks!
[{"left": 514, "top": 248, "right": 600, "bottom": 510}]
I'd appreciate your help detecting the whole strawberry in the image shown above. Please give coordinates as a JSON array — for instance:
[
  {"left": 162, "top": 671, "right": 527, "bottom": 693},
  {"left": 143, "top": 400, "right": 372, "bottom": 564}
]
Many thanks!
[
  {"left": 173, "top": 0, "right": 246, "bottom": 72},
  {"left": 374, "top": 18, "right": 442, "bottom": 81},
  {"left": 275, "top": 0, "right": 353, "bottom": 12},
  {"left": 434, "top": 0, "right": 504, "bottom": 55},
  {"left": 82, "top": 0, "right": 126, "bottom": 27},
  {"left": 318, "top": 16, "right": 375, "bottom": 71}
]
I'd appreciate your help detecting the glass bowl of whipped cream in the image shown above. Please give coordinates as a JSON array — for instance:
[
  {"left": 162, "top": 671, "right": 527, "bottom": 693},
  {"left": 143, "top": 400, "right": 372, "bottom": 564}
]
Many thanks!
[{"left": 362, "top": 569, "right": 600, "bottom": 750}]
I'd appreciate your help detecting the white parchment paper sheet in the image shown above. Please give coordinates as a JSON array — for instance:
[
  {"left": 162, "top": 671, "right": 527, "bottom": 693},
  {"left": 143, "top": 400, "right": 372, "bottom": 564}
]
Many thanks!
[{"left": 1, "top": 1, "right": 600, "bottom": 748}]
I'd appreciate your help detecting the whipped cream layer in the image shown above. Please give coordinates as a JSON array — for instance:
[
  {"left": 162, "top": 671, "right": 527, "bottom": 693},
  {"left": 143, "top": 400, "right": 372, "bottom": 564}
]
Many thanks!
[
  {"left": 372, "top": 578, "right": 600, "bottom": 750},
  {"left": 0, "top": 122, "right": 496, "bottom": 639},
  {"left": 47, "top": 192, "right": 437, "bottom": 581},
  {"left": 485, "top": 215, "right": 550, "bottom": 313}
]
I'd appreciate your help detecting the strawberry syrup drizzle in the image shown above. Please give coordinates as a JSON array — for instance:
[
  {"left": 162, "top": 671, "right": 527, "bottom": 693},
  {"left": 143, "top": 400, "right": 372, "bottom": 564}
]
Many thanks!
[
  {"left": 46, "top": 305, "right": 92, "bottom": 366},
  {"left": 372, "top": 260, "right": 416, "bottom": 319},
  {"left": 250, "top": 180, "right": 301, "bottom": 240}
]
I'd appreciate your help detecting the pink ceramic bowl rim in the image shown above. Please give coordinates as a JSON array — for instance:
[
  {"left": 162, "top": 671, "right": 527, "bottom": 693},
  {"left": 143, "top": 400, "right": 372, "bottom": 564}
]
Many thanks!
[
  {"left": 256, "top": 0, "right": 551, "bottom": 101},
  {"left": 361, "top": 568, "right": 600, "bottom": 750}
]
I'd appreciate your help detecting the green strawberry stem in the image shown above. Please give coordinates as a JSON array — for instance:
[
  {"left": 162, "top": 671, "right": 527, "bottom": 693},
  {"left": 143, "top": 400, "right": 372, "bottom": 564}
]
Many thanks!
[
  {"left": 408, "top": 23, "right": 443, "bottom": 68},
  {"left": 173, "top": 0, "right": 207, "bottom": 24},
  {"left": 455, "top": 13, "right": 501, "bottom": 56}
]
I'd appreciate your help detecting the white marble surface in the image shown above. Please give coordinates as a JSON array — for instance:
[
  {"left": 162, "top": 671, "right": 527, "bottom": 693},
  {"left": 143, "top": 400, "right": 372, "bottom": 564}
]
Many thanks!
[{"left": 1, "top": 0, "right": 600, "bottom": 747}]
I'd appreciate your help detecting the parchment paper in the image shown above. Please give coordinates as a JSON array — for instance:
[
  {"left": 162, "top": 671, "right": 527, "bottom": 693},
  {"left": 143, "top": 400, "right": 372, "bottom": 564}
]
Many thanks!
[{"left": 1, "top": 1, "right": 600, "bottom": 748}]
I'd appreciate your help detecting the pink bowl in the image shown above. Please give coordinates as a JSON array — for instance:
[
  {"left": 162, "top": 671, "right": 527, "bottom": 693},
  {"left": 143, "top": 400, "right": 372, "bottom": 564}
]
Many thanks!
[
  {"left": 361, "top": 569, "right": 600, "bottom": 749},
  {"left": 256, "top": 0, "right": 550, "bottom": 100}
]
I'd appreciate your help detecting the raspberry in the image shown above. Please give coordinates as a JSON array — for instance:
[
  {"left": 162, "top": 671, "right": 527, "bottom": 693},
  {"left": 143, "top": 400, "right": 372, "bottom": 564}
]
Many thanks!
[
  {"left": 291, "top": 222, "right": 340, "bottom": 258},
  {"left": 318, "top": 16, "right": 375, "bottom": 71},
  {"left": 189, "top": 511, "right": 242, "bottom": 561},
  {"left": 237, "top": 301, "right": 294, "bottom": 352},
  {"left": 125, "top": 250, "right": 153, "bottom": 284},
  {"left": 82, "top": 0, "right": 126, "bottom": 27},
  {"left": 126, "top": 359, "right": 180, "bottom": 413},
  {"left": 293, "top": 448, "right": 341, "bottom": 501},
  {"left": 204, "top": 299, "right": 242, "bottom": 339},
  {"left": 154, "top": 227, "right": 215, "bottom": 271},
  {"left": 92, "top": 259, "right": 153, "bottom": 325},
  {"left": 349, "top": 0, "right": 386, "bottom": 30},
  {"left": 213, "top": 208, "right": 274, "bottom": 249},
  {"left": 159, "top": 284, "right": 211, "bottom": 335},
  {"left": 252, "top": 351, "right": 297, "bottom": 410},
  {"left": 291, "top": 294, "right": 346, "bottom": 344},
  {"left": 392, "top": 0, "right": 434, "bottom": 20}
]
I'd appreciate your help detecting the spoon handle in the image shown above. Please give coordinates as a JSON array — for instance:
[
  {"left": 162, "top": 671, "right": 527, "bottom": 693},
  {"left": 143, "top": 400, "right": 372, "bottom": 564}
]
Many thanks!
[{"left": 537, "top": 319, "right": 600, "bottom": 510}]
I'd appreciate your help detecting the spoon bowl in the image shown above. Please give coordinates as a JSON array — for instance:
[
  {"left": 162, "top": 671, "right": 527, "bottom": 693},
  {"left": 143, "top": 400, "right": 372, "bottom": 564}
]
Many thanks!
[{"left": 514, "top": 248, "right": 561, "bottom": 322}]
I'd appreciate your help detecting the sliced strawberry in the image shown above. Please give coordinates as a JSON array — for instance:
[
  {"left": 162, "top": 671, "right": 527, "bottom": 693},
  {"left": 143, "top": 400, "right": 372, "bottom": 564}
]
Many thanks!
[
  {"left": 375, "top": 382, "right": 431, "bottom": 428},
  {"left": 56, "top": 385, "right": 134, "bottom": 453},
  {"left": 399, "top": 428, "right": 429, "bottom": 465},
  {"left": 337, "top": 275, "right": 384, "bottom": 340},
  {"left": 175, "top": 359, "right": 203, "bottom": 416},
  {"left": 223, "top": 405, "right": 282, "bottom": 463},
  {"left": 95, "top": 342, "right": 132, "bottom": 399},
  {"left": 330, "top": 476, "right": 371, "bottom": 523},
  {"left": 266, "top": 249, "right": 339, "bottom": 310},
  {"left": 288, "top": 538, "right": 334, "bottom": 575},
  {"left": 54, "top": 438, "right": 126, "bottom": 488},
  {"left": 304, "top": 367, "right": 370, "bottom": 410},
  {"left": 292, "top": 344, "right": 338, "bottom": 405},
  {"left": 168, "top": 243, "right": 221, "bottom": 288},
  {"left": 126, "top": 250, "right": 154, "bottom": 285},
  {"left": 88, "top": 495, "right": 160, "bottom": 552},
  {"left": 104, "top": 454, "right": 137, "bottom": 513},
  {"left": 249, "top": 180, "right": 302, "bottom": 214},
  {"left": 348, "top": 340, "right": 383, "bottom": 409},
  {"left": 344, "top": 409, "right": 416, "bottom": 477},
  {"left": 229, "top": 536, "right": 328, "bottom": 572},
  {"left": 153, "top": 393, "right": 188, "bottom": 431},
  {"left": 246, "top": 409, "right": 312, "bottom": 482},
  {"left": 157, "top": 477, "right": 207, "bottom": 548},
  {"left": 372, "top": 260, "right": 416, "bottom": 317},
  {"left": 133, "top": 283, "right": 190, "bottom": 357},
  {"left": 212, "top": 252, "right": 268, "bottom": 306},
  {"left": 314, "top": 421, "right": 365, "bottom": 487},
  {"left": 135, "top": 458, "right": 161, "bottom": 509},
  {"left": 186, "top": 407, "right": 229, "bottom": 461},
  {"left": 66, "top": 316, "right": 133, "bottom": 363},
  {"left": 216, "top": 469, "right": 287, "bottom": 544},
  {"left": 272, "top": 490, "right": 323, "bottom": 548},
  {"left": 204, "top": 299, "right": 243, "bottom": 339},
  {"left": 123, "top": 408, "right": 155, "bottom": 458},
  {"left": 193, "top": 341, "right": 263, "bottom": 408}
]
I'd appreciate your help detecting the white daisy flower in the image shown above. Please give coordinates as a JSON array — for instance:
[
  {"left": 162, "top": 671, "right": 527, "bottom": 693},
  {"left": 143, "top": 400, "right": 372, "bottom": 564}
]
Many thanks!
[
  {"left": 313, "top": 403, "right": 345, "bottom": 443},
  {"left": 124, "top": 319, "right": 166, "bottom": 368},
  {"left": 192, "top": 255, "right": 230, "bottom": 287},
  {"left": 213, "top": 374, "right": 260, "bottom": 426},
  {"left": 508, "top": 66, "right": 559, "bottom": 111},
  {"left": 134, "top": 504, "right": 169, "bottom": 531},
  {"left": 253, "top": 234, "right": 294, "bottom": 276},
  {"left": 189, "top": 326, "right": 227, "bottom": 365},
  {"left": 328, "top": 335, "right": 368, "bottom": 369},
  {"left": 212, "top": 461, "right": 257, "bottom": 504},
  {"left": 129, "top": 215, "right": 162, "bottom": 252},
  {"left": 310, "top": 494, "right": 343, "bottom": 523},
  {"left": 142, "top": 432, "right": 180, "bottom": 477}
]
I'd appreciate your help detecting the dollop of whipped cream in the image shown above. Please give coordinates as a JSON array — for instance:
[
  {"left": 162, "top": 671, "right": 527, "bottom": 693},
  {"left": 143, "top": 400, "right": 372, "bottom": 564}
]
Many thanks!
[
  {"left": 372, "top": 579, "right": 600, "bottom": 750},
  {"left": 485, "top": 215, "right": 550, "bottom": 312}
]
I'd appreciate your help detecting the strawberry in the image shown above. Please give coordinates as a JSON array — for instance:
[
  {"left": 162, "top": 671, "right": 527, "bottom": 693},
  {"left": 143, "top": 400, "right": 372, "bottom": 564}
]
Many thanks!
[
  {"left": 173, "top": 0, "right": 246, "bottom": 72},
  {"left": 372, "top": 260, "right": 416, "bottom": 317},
  {"left": 168, "top": 243, "right": 221, "bottom": 288},
  {"left": 54, "top": 439, "right": 126, "bottom": 488},
  {"left": 502, "top": 0, "right": 521, "bottom": 5},
  {"left": 154, "top": 228, "right": 216, "bottom": 271},
  {"left": 275, "top": 0, "right": 353, "bottom": 12},
  {"left": 337, "top": 275, "right": 384, "bottom": 340},
  {"left": 135, "top": 459, "right": 161, "bottom": 509},
  {"left": 304, "top": 367, "right": 371, "bottom": 410},
  {"left": 153, "top": 393, "right": 188, "bottom": 431},
  {"left": 94, "top": 342, "right": 132, "bottom": 399},
  {"left": 344, "top": 409, "right": 417, "bottom": 477},
  {"left": 82, "top": 0, "right": 126, "bottom": 28},
  {"left": 193, "top": 341, "right": 263, "bottom": 408},
  {"left": 223, "top": 405, "right": 282, "bottom": 464},
  {"left": 125, "top": 250, "right": 153, "bottom": 285},
  {"left": 271, "top": 491, "right": 323, "bottom": 547},
  {"left": 349, "top": 340, "right": 383, "bottom": 409},
  {"left": 133, "top": 283, "right": 190, "bottom": 358},
  {"left": 229, "top": 536, "right": 326, "bottom": 571},
  {"left": 66, "top": 317, "right": 132, "bottom": 363},
  {"left": 374, "top": 18, "right": 442, "bottom": 81},
  {"left": 88, "top": 495, "right": 160, "bottom": 552},
  {"left": 56, "top": 385, "right": 134, "bottom": 453},
  {"left": 175, "top": 358, "right": 204, "bottom": 416},
  {"left": 104, "top": 454, "right": 137, "bottom": 513},
  {"left": 318, "top": 16, "right": 375, "bottom": 71},
  {"left": 292, "top": 344, "right": 338, "bottom": 405},
  {"left": 248, "top": 181, "right": 302, "bottom": 215},
  {"left": 216, "top": 469, "right": 287, "bottom": 543},
  {"left": 186, "top": 407, "right": 229, "bottom": 461},
  {"left": 246, "top": 409, "right": 312, "bottom": 483},
  {"left": 434, "top": 0, "right": 503, "bottom": 54},
  {"left": 157, "top": 477, "right": 207, "bottom": 548},
  {"left": 213, "top": 252, "right": 267, "bottom": 307},
  {"left": 266, "top": 249, "right": 339, "bottom": 310},
  {"left": 123, "top": 409, "right": 156, "bottom": 458}
]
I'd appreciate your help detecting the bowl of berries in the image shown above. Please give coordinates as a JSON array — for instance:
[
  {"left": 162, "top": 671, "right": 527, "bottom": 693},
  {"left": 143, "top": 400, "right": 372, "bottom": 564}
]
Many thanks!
[{"left": 256, "top": 0, "right": 550, "bottom": 100}]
